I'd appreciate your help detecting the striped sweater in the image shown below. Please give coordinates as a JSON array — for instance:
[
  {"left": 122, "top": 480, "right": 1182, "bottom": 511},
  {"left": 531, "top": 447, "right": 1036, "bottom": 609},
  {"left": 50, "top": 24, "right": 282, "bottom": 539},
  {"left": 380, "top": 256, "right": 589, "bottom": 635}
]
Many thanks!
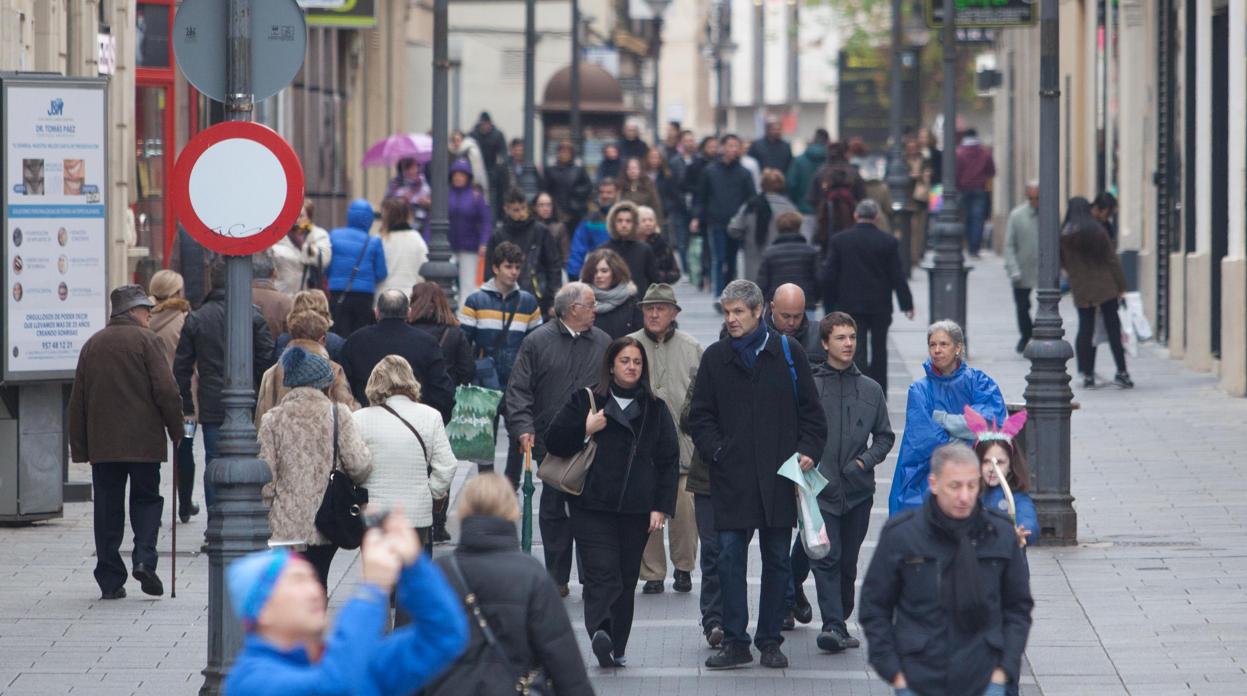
[{"left": 458, "top": 279, "right": 543, "bottom": 386}]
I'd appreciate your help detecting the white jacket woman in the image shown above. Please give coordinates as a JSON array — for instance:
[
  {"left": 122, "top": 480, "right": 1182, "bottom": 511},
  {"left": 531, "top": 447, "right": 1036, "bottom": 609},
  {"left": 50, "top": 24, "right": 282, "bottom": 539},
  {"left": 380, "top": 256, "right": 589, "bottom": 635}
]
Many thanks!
[
  {"left": 374, "top": 197, "right": 429, "bottom": 300},
  {"left": 273, "top": 202, "right": 333, "bottom": 295},
  {"left": 351, "top": 355, "right": 457, "bottom": 531}
]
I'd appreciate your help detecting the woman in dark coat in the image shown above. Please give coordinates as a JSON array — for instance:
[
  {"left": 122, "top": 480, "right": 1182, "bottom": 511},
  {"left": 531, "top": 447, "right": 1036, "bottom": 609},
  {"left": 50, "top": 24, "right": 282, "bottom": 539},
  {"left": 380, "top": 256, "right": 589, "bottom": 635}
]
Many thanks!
[
  {"left": 426, "top": 473, "right": 594, "bottom": 696},
  {"left": 580, "top": 248, "right": 642, "bottom": 339},
  {"left": 408, "top": 282, "right": 475, "bottom": 387},
  {"left": 545, "top": 337, "right": 680, "bottom": 668},
  {"left": 1060, "top": 196, "right": 1131, "bottom": 389}
]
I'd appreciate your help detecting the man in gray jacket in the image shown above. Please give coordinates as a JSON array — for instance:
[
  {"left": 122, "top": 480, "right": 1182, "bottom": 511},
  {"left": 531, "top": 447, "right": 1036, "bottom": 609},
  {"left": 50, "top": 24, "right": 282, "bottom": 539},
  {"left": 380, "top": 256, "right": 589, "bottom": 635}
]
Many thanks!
[
  {"left": 787, "top": 312, "right": 895, "bottom": 652},
  {"left": 1005, "top": 180, "right": 1039, "bottom": 354},
  {"left": 506, "top": 282, "right": 612, "bottom": 594}
]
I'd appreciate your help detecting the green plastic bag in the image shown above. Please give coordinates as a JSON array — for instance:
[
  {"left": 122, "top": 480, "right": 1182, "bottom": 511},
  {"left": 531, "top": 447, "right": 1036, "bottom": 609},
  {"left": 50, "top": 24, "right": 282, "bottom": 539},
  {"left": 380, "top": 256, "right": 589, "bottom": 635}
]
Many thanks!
[
  {"left": 446, "top": 384, "right": 504, "bottom": 463},
  {"left": 686, "top": 235, "right": 704, "bottom": 288}
]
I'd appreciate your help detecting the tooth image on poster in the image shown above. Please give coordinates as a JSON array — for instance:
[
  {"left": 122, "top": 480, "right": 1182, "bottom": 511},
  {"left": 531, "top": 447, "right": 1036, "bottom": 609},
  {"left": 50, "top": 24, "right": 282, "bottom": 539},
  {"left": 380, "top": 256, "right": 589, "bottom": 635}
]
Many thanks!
[{"left": 3, "top": 78, "right": 108, "bottom": 380}]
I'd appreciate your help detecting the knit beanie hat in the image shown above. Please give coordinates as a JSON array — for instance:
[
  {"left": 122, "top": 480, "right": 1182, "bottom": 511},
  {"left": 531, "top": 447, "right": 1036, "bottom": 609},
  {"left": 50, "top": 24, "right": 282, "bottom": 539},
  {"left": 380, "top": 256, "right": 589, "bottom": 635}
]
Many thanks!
[
  {"left": 281, "top": 345, "right": 334, "bottom": 390},
  {"left": 226, "top": 549, "right": 291, "bottom": 628}
]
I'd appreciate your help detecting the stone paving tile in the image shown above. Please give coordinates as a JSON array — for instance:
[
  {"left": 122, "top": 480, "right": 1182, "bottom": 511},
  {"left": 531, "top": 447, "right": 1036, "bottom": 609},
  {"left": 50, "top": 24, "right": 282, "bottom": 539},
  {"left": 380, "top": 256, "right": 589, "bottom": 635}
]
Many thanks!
[{"left": 4, "top": 252, "right": 1247, "bottom": 695}]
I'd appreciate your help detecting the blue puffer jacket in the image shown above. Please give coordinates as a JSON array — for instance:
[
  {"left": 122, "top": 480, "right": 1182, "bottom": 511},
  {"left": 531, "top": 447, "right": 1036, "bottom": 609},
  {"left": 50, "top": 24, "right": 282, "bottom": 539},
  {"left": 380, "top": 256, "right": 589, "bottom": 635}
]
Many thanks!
[
  {"left": 327, "top": 199, "right": 388, "bottom": 293},
  {"left": 223, "top": 556, "right": 468, "bottom": 696},
  {"left": 982, "top": 486, "right": 1039, "bottom": 543},
  {"left": 888, "top": 359, "right": 1006, "bottom": 515}
]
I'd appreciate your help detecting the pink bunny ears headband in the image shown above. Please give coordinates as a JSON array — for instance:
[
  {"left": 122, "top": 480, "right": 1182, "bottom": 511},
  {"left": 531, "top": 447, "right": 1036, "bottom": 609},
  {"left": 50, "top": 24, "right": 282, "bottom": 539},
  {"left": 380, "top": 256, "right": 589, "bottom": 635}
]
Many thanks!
[{"left": 963, "top": 405, "right": 1027, "bottom": 444}]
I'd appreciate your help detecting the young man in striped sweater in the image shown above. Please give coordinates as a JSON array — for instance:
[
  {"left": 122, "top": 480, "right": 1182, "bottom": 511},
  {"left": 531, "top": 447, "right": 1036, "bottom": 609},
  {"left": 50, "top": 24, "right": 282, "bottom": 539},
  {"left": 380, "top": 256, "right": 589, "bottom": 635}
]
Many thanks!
[{"left": 458, "top": 241, "right": 544, "bottom": 480}]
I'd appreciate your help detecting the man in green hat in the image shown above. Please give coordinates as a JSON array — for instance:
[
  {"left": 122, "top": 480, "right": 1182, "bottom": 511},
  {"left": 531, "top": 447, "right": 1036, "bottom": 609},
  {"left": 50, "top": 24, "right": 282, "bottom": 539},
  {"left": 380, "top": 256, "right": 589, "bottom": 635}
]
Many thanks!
[{"left": 629, "top": 284, "right": 704, "bottom": 598}]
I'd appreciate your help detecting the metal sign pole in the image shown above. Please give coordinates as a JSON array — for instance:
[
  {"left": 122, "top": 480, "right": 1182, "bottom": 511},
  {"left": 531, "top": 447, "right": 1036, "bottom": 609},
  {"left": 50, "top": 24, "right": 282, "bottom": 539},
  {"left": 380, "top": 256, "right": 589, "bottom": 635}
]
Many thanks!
[{"left": 200, "top": 0, "right": 273, "bottom": 693}]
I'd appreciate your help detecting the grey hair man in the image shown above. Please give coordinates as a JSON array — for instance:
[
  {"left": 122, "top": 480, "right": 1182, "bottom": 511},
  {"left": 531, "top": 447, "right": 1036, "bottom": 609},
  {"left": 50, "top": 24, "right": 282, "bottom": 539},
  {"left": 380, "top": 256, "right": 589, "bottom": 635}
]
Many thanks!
[
  {"left": 688, "top": 279, "right": 827, "bottom": 670},
  {"left": 860, "top": 442, "right": 1033, "bottom": 696},
  {"left": 251, "top": 249, "right": 292, "bottom": 339},
  {"left": 1005, "top": 179, "right": 1040, "bottom": 353},
  {"left": 506, "top": 280, "right": 612, "bottom": 594},
  {"left": 822, "top": 197, "right": 915, "bottom": 393},
  {"left": 338, "top": 288, "right": 455, "bottom": 420}
]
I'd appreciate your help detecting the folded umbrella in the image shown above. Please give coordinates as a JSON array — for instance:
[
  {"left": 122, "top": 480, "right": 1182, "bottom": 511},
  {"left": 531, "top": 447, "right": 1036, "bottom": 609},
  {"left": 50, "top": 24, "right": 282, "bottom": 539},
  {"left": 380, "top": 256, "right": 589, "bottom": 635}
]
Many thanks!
[{"left": 361, "top": 133, "right": 433, "bottom": 168}]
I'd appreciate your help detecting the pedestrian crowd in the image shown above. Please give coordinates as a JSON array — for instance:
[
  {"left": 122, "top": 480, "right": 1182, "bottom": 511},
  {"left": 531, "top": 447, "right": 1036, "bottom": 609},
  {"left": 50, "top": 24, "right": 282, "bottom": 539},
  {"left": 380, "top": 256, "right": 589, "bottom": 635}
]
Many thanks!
[{"left": 69, "top": 113, "right": 1158, "bottom": 695}]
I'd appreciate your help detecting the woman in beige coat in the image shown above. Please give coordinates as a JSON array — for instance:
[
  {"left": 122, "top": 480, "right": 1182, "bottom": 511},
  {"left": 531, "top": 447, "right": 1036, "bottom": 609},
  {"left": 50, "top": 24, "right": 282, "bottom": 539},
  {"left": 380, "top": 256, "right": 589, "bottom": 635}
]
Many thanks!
[
  {"left": 148, "top": 270, "right": 200, "bottom": 522},
  {"left": 254, "top": 310, "right": 357, "bottom": 426},
  {"left": 259, "top": 346, "right": 372, "bottom": 588}
]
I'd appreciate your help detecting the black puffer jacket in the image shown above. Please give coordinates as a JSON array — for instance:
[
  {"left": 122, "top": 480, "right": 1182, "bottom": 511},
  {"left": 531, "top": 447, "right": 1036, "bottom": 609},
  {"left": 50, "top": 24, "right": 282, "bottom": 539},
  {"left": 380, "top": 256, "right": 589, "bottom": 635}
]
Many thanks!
[
  {"left": 543, "top": 162, "right": 593, "bottom": 222},
  {"left": 411, "top": 321, "right": 475, "bottom": 386},
  {"left": 756, "top": 233, "right": 821, "bottom": 303},
  {"left": 427, "top": 516, "right": 594, "bottom": 696},
  {"left": 173, "top": 289, "right": 276, "bottom": 424},
  {"left": 545, "top": 386, "right": 679, "bottom": 517}
]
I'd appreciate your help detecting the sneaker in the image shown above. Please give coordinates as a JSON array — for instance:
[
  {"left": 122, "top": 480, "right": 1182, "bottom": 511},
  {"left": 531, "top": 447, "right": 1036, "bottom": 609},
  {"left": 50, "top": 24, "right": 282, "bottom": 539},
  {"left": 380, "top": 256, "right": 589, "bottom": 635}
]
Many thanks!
[
  {"left": 816, "top": 626, "right": 850, "bottom": 653},
  {"left": 642, "top": 580, "right": 664, "bottom": 594},
  {"left": 100, "top": 587, "right": 126, "bottom": 600},
  {"left": 1114, "top": 372, "right": 1134, "bottom": 389},
  {"left": 1083, "top": 374, "right": 1095, "bottom": 388},
  {"left": 673, "top": 570, "right": 693, "bottom": 593},
  {"left": 845, "top": 634, "right": 861, "bottom": 649},
  {"left": 132, "top": 564, "right": 164, "bottom": 597},
  {"left": 759, "top": 643, "right": 789, "bottom": 669},
  {"left": 792, "top": 588, "right": 813, "bottom": 625},
  {"left": 705, "top": 624, "right": 724, "bottom": 648},
  {"left": 781, "top": 611, "right": 796, "bottom": 631},
  {"left": 705, "top": 643, "right": 753, "bottom": 670},
  {"left": 591, "top": 630, "right": 616, "bottom": 668}
]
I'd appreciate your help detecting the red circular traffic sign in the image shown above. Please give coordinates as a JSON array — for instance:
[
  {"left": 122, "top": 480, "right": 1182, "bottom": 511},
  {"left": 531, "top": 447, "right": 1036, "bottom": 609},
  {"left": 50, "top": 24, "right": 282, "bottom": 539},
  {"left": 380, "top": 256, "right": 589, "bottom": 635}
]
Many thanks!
[{"left": 171, "top": 121, "right": 304, "bottom": 255}]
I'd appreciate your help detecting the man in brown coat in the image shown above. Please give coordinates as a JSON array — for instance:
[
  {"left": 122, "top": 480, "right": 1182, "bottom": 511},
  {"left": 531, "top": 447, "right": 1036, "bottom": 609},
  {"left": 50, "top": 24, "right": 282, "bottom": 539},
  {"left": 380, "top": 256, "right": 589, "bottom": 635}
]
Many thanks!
[
  {"left": 69, "top": 285, "right": 184, "bottom": 599},
  {"left": 250, "top": 250, "right": 292, "bottom": 339}
]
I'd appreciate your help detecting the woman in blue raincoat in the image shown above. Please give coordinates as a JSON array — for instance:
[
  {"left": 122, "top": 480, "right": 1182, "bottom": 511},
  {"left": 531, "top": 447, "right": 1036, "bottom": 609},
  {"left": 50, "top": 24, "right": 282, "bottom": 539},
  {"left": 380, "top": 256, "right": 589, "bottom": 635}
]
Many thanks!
[{"left": 888, "top": 320, "right": 1006, "bottom": 515}]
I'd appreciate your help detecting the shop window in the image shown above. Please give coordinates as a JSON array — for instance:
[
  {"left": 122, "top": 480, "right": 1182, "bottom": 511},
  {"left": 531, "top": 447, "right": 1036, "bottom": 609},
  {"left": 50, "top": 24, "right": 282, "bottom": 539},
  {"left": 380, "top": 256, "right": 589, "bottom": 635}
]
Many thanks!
[{"left": 136, "top": 3, "right": 171, "bottom": 69}]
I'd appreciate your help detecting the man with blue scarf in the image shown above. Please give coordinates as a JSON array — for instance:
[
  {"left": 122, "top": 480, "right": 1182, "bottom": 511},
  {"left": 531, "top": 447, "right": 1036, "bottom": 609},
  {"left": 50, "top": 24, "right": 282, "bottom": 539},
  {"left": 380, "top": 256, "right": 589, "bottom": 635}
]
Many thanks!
[{"left": 689, "top": 280, "right": 826, "bottom": 671}]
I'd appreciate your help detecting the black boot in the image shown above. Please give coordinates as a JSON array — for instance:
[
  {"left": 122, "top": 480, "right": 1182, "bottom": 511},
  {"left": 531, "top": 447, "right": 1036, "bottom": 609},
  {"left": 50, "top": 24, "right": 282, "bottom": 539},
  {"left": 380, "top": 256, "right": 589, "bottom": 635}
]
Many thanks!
[{"left": 705, "top": 643, "right": 753, "bottom": 670}]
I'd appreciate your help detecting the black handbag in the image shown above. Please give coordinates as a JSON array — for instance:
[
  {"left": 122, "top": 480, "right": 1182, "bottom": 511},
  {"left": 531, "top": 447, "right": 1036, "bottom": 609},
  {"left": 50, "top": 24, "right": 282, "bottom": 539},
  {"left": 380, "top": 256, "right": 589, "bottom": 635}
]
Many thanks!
[{"left": 314, "top": 403, "right": 369, "bottom": 549}]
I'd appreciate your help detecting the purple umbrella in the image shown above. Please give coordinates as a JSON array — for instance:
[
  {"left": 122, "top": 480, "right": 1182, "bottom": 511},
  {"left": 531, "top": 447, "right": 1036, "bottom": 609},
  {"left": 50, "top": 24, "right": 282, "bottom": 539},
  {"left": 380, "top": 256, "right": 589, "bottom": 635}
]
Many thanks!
[{"left": 361, "top": 133, "right": 433, "bottom": 168}]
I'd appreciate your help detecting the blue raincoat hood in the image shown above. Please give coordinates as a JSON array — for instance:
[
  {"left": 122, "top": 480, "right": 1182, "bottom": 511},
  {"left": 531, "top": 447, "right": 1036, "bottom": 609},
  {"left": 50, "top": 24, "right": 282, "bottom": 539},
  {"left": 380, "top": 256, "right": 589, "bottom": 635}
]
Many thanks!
[{"left": 347, "top": 198, "right": 374, "bottom": 231}]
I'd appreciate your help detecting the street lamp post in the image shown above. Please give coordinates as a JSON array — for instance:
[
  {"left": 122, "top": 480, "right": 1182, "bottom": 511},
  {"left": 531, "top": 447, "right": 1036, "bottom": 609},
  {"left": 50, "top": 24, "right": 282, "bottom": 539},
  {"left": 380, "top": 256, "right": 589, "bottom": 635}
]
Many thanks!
[
  {"left": 523, "top": 0, "right": 536, "bottom": 164},
  {"left": 570, "top": 0, "right": 583, "bottom": 155},
  {"left": 712, "top": 0, "right": 735, "bottom": 136},
  {"left": 885, "top": 0, "right": 913, "bottom": 277},
  {"left": 925, "top": 0, "right": 968, "bottom": 331},
  {"left": 646, "top": 0, "right": 672, "bottom": 142},
  {"left": 1023, "top": 0, "right": 1076, "bottom": 545},
  {"left": 200, "top": 0, "right": 272, "bottom": 693},
  {"left": 423, "top": 0, "right": 459, "bottom": 307}
]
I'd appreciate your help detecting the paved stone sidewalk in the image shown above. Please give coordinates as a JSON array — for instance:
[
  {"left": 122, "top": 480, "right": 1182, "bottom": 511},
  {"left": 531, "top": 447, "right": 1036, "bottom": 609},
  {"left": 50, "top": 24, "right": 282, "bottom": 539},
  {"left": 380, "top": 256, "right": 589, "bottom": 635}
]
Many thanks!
[{"left": 2, "top": 252, "right": 1246, "bottom": 695}]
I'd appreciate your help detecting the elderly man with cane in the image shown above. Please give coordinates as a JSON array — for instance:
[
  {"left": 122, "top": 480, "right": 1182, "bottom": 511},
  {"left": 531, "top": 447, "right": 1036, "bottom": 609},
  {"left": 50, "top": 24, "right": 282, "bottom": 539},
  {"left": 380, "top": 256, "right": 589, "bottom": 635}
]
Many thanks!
[{"left": 70, "top": 285, "right": 184, "bottom": 599}]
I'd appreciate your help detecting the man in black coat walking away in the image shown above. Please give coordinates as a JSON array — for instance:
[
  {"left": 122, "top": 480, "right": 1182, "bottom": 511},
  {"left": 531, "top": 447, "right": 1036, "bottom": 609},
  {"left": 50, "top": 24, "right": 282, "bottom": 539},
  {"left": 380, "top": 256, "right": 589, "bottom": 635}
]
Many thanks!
[
  {"left": 860, "top": 443, "right": 1033, "bottom": 696},
  {"left": 756, "top": 212, "right": 821, "bottom": 305},
  {"left": 746, "top": 117, "right": 793, "bottom": 174},
  {"left": 338, "top": 290, "right": 456, "bottom": 422},
  {"left": 174, "top": 261, "right": 275, "bottom": 511},
  {"left": 688, "top": 279, "right": 826, "bottom": 670},
  {"left": 543, "top": 139, "right": 593, "bottom": 235},
  {"left": 822, "top": 199, "right": 914, "bottom": 394}
]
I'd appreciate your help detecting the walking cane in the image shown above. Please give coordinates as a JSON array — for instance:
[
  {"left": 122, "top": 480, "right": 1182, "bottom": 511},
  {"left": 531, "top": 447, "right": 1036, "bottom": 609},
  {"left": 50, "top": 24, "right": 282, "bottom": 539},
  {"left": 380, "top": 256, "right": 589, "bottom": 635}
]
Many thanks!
[
  {"left": 521, "top": 442, "right": 535, "bottom": 554},
  {"left": 171, "top": 445, "right": 177, "bottom": 599}
]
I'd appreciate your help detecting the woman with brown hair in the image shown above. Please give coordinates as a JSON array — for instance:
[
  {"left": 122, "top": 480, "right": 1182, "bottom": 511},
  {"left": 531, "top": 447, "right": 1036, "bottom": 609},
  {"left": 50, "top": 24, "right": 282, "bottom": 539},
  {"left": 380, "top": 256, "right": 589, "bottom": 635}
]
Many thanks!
[
  {"left": 618, "top": 157, "right": 664, "bottom": 224},
  {"left": 255, "top": 310, "right": 358, "bottom": 426},
  {"left": 731, "top": 168, "right": 799, "bottom": 282},
  {"left": 545, "top": 336, "right": 679, "bottom": 668},
  {"left": 274, "top": 289, "right": 347, "bottom": 362},
  {"left": 409, "top": 281, "right": 475, "bottom": 387},
  {"left": 580, "top": 248, "right": 642, "bottom": 339},
  {"left": 375, "top": 196, "right": 429, "bottom": 300}
]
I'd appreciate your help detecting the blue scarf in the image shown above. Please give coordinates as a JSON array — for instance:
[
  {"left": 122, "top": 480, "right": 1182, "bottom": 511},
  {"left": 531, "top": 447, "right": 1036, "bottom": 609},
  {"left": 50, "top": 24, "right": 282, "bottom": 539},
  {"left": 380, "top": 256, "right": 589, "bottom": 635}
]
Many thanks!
[{"left": 730, "top": 322, "right": 769, "bottom": 370}]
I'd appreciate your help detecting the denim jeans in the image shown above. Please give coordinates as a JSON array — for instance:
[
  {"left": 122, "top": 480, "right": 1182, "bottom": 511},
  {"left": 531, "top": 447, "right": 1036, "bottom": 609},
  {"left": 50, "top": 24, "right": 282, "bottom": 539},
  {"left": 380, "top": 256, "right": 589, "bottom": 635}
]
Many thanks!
[
  {"left": 201, "top": 423, "right": 221, "bottom": 511},
  {"left": 670, "top": 211, "right": 691, "bottom": 271},
  {"left": 718, "top": 526, "right": 791, "bottom": 648},
  {"left": 709, "top": 225, "right": 740, "bottom": 298},
  {"left": 693, "top": 494, "right": 722, "bottom": 630},
  {"left": 896, "top": 682, "right": 1006, "bottom": 696},
  {"left": 962, "top": 190, "right": 990, "bottom": 255}
]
